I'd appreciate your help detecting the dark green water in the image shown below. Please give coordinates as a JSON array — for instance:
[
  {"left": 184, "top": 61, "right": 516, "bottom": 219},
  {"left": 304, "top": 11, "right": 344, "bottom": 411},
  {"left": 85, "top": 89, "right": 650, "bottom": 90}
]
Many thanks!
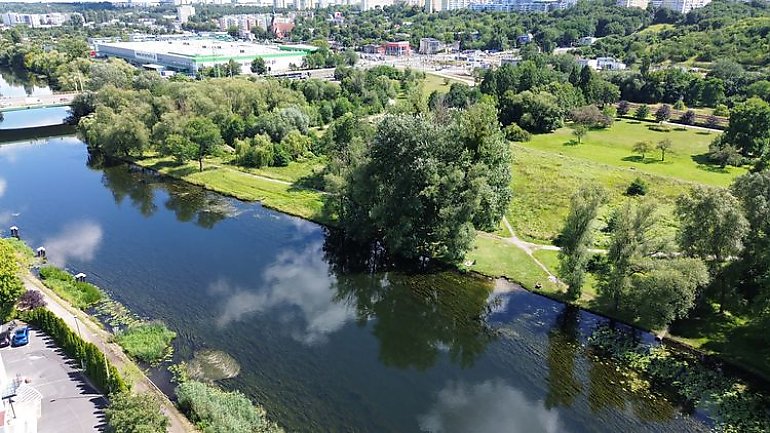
[{"left": 0, "top": 135, "right": 713, "bottom": 433}]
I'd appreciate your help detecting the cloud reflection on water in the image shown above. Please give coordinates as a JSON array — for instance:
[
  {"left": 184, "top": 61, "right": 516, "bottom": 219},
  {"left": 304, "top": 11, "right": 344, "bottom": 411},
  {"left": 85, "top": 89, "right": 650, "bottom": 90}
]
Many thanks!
[
  {"left": 213, "top": 241, "right": 354, "bottom": 344},
  {"left": 0, "top": 178, "right": 6, "bottom": 198},
  {"left": 418, "top": 379, "right": 568, "bottom": 433},
  {"left": 43, "top": 220, "right": 104, "bottom": 267}
]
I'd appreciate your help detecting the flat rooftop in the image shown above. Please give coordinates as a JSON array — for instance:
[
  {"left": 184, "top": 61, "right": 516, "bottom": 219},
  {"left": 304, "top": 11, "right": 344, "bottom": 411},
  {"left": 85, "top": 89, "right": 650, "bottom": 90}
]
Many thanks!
[{"left": 97, "top": 39, "right": 305, "bottom": 61}]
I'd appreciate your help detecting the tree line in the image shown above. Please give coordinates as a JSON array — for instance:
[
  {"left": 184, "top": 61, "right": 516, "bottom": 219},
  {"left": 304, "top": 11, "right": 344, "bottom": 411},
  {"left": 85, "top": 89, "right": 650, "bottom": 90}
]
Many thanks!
[{"left": 558, "top": 169, "right": 770, "bottom": 336}]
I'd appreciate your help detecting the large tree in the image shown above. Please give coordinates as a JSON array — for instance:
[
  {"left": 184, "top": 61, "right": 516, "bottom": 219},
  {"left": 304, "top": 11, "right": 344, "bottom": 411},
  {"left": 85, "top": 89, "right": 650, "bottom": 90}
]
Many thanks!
[
  {"left": 600, "top": 200, "right": 658, "bottom": 312},
  {"left": 676, "top": 186, "right": 748, "bottom": 311},
  {"left": 341, "top": 103, "right": 511, "bottom": 262},
  {"left": 721, "top": 97, "right": 770, "bottom": 158},
  {"left": 558, "top": 185, "right": 605, "bottom": 301},
  {"left": 184, "top": 117, "right": 224, "bottom": 171},
  {"left": 627, "top": 258, "right": 710, "bottom": 328},
  {"left": 731, "top": 170, "right": 770, "bottom": 301},
  {"left": 0, "top": 241, "right": 25, "bottom": 321}
]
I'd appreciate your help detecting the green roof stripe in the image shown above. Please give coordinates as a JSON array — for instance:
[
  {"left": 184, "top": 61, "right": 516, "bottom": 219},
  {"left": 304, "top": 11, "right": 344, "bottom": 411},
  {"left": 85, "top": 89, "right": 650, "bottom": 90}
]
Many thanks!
[{"left": 183, "top": 51, "right": 307, "bottom": 63}]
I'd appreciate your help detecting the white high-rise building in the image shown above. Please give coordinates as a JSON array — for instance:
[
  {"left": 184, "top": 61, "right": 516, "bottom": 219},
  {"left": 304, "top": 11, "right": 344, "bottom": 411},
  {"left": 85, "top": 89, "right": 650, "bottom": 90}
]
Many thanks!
[
  {"left": 660, "top": 0, "right": 710, "bottom": 13},
  {"left": 616, "top": 0, "right": 649, "bottom": 8},
  {"left": 442, "top": 0, "right": 472, "bottom": 9},
  {"left": 176, "top": 5, "right": 195, "bottom": 23},
  {"left": 361, "top": 0, "right": 395, "bottom": 9}
]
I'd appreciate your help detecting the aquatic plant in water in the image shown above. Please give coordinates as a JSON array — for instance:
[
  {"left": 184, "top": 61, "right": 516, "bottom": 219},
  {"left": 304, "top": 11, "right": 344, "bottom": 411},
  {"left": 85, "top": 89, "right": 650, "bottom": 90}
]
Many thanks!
[{"left": 588, "top": 326, "right": 770, "bottom": 433}]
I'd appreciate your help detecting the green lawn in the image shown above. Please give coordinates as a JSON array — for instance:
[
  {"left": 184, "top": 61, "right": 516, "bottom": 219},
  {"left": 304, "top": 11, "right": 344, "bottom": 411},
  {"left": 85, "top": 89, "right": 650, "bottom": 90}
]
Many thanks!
[
  {"left": 210, "top": 155, "right": 325, "bottom": 185},
  {"left": 463, "top": 236, "right": 560, "bottom": 293},
  {"left": 509, "top": 120, "right": 746, "bottom": 244},
  {"left": 421, "top": 72, "right": 467, "bottom": 96},
  {"left": 509, "top": 144, "right": 682, "bottom": 244},
  {"left": 524, "top": 119, "right": 743, "bottom": 186},
  {"left": 134, "top": 156, "right": 332, "bottom": 225}
]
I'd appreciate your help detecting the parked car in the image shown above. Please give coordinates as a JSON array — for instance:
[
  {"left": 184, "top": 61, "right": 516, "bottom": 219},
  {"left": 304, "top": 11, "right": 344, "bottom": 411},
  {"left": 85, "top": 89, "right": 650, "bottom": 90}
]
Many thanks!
[
  {"left": 11, "top": 327, "right": 29, "bottom": 347},
  {"left": 0, "top": 332, "right": 9, "bottom": 347}
]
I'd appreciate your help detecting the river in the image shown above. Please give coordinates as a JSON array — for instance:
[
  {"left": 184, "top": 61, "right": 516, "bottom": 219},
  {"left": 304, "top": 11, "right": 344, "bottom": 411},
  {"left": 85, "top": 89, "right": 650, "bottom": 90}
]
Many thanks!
[{"left": 0, "top": 130, "right": 719, "bottom": 432}]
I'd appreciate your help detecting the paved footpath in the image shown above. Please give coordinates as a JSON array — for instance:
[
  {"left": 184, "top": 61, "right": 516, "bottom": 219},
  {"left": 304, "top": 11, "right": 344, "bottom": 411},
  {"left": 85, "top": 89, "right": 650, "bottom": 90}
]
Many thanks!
[{"left": 22, "top": 274, "right": 197, "bottom": 433}]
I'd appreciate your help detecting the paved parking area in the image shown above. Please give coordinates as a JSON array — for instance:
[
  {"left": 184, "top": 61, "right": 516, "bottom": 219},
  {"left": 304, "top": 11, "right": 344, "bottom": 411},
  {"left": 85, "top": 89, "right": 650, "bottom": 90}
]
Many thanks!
[{"left": 1, "top": 327, "right": 107, "bottom": 433}]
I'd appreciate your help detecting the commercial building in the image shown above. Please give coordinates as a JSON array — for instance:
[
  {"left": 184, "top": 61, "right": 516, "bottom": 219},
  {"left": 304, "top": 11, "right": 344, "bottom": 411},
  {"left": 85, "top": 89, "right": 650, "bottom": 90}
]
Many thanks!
[
  {"left": 176, "top": 5, "right": 195, "bottom": 24},
  {"left": 383, "top": 41, "right": 411, "bottom": 56},
  {"left": 419, "top": 38, "right": 444, "bottom": 55},
  {"left": 95, "top": 39, "right": 308, "bottom": 74},
  {"left": 660, "top": 0, "right": 711, "bottom": 13}
]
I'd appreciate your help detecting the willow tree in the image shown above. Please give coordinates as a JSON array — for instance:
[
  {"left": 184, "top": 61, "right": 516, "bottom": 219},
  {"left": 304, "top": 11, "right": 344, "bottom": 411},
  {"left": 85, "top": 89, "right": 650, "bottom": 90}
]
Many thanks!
[{"left": 558, "top": 185, "right": 605, "bottom": 301}]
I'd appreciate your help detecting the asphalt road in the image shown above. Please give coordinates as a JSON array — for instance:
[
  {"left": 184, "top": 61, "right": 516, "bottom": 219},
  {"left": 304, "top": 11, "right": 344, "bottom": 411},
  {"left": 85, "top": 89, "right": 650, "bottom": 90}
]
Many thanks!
[{"left": 1, "top": 327, "right": 107, "bottom": 433}]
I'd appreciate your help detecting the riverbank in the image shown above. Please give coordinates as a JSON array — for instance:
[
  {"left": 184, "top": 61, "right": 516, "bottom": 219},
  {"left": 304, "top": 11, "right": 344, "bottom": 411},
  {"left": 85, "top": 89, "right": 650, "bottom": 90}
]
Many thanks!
[
  {"left": 129, "top": 153, "right": 770, "bottom": 385},
  {"left": 21, "top": 273, "right": 198, "bottom": 433}
]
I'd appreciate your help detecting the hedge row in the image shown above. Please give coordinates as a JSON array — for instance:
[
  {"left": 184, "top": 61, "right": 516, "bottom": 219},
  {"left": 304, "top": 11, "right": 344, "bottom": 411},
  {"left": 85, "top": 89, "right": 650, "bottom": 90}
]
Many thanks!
[{"left": 21, "top": 308, "right": 127, "bottom": 394}]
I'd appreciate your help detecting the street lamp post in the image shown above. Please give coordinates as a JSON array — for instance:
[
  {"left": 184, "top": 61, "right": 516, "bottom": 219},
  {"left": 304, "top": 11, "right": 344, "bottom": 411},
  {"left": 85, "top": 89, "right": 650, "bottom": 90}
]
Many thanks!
[{"left": 73, "top": 316, "right": 85, "bottom": 371}]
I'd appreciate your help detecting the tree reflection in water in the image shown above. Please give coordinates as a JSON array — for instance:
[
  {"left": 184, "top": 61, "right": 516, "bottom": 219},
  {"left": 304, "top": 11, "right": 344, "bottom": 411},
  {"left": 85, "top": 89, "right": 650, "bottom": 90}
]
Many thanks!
[
  {"left": 324, "top": 230, "right": 496, "bottom": 370},
  {"left": 89, "top": 152, "right": 230, "bottom": 228},
  {"left": 545, "top": 305, "right": 583, "bottom": 409}
]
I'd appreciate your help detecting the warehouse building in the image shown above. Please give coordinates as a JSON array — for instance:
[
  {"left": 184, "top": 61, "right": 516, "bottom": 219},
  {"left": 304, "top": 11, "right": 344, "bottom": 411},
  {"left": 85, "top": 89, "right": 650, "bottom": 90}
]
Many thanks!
[{"left": 94, "top": 39, "right": 308, "bottom": 75}]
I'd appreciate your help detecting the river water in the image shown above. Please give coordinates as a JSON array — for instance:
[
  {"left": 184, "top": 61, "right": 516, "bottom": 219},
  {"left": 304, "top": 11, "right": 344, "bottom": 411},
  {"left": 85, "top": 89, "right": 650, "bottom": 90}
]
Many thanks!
[{"left": 0, "top": 131, "right": 717, "bottom": 432}]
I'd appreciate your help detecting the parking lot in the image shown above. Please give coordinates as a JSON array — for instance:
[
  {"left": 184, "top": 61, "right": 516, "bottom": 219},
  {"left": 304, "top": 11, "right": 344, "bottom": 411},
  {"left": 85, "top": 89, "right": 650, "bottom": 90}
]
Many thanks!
[{"left": 2, "top": 327, "right": 107, "bottom": 433}]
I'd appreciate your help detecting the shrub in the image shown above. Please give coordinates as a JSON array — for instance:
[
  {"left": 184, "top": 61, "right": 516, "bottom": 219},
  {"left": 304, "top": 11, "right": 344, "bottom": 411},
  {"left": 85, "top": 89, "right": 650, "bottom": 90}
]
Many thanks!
[
  {"left": 504, "top": 123, "right": 531, "bottom": 142},
  {"left": 626, "top": 177, "right": 648, "bottom": 196},
  {"left": 115, "top": 322, "right": 176, "bottom": 365},
  {"left": 713, "top": 104, "right": 729, "bottom": 117},
  {"left": 634, "top": 104, "right": 650, "bottom": 120},
  {"left": 21, "top": 308, "right": 127, "bottom": 394},
  {"left": 680, "top": 110, "right": 696, "bottom": 125},
  {"left": 706, "top": 114, "right": 720, "bottom": 129},
  {"left": 106, "top": 392, "right": 168, "bottom": 433},
  {"left": 17, "top": 290, "right": 46, "bottom": 310},
  {"left": 602, "top": 105, "right": 617, "bottom": 119},
  {"left": 655, "top": 104, "right": 672, "bottom": 122},
  {"left": 272, "top": 142, "right": 291, "bottom": 167},
  {"left": 176, "top": 381, "right": 284, "bottom": 433},
  {"left": 617, "top": 100, "right": 631, "bottom": 116},
  {"left": 673, "top": 99, "right": 686, "bottom": 110}
]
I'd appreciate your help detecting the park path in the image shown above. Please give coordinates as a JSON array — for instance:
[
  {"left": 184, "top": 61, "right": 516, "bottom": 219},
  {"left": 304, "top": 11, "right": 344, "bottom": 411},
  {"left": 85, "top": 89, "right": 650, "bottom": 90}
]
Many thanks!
[{"left": 22, "top": 273, "right": 198, "bottom": 433}]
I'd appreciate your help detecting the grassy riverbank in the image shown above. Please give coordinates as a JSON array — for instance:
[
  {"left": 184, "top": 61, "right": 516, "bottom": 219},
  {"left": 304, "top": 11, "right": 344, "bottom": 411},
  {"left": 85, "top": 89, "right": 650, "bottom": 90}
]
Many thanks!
[{"left": 133, "top": 155, "right": 333, "bottom": 225}]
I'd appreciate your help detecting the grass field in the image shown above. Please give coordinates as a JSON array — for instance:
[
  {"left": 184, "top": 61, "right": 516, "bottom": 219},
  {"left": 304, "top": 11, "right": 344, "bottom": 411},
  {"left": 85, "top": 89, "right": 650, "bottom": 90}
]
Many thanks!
[
  {"left": 524, "top": 120, "right": 741, "bottom": 185},
  {"left": 133, "top": 156, "right": 332, "bottom": 225},
  {"left": 463, "top": 235, "right": 560, "bottom": 293},
  {"left": 422, "top": 73, "right": 454, "bottom": 95},
  {"left": 509, "top": 120, "right": 746, "bottom": 244}
]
